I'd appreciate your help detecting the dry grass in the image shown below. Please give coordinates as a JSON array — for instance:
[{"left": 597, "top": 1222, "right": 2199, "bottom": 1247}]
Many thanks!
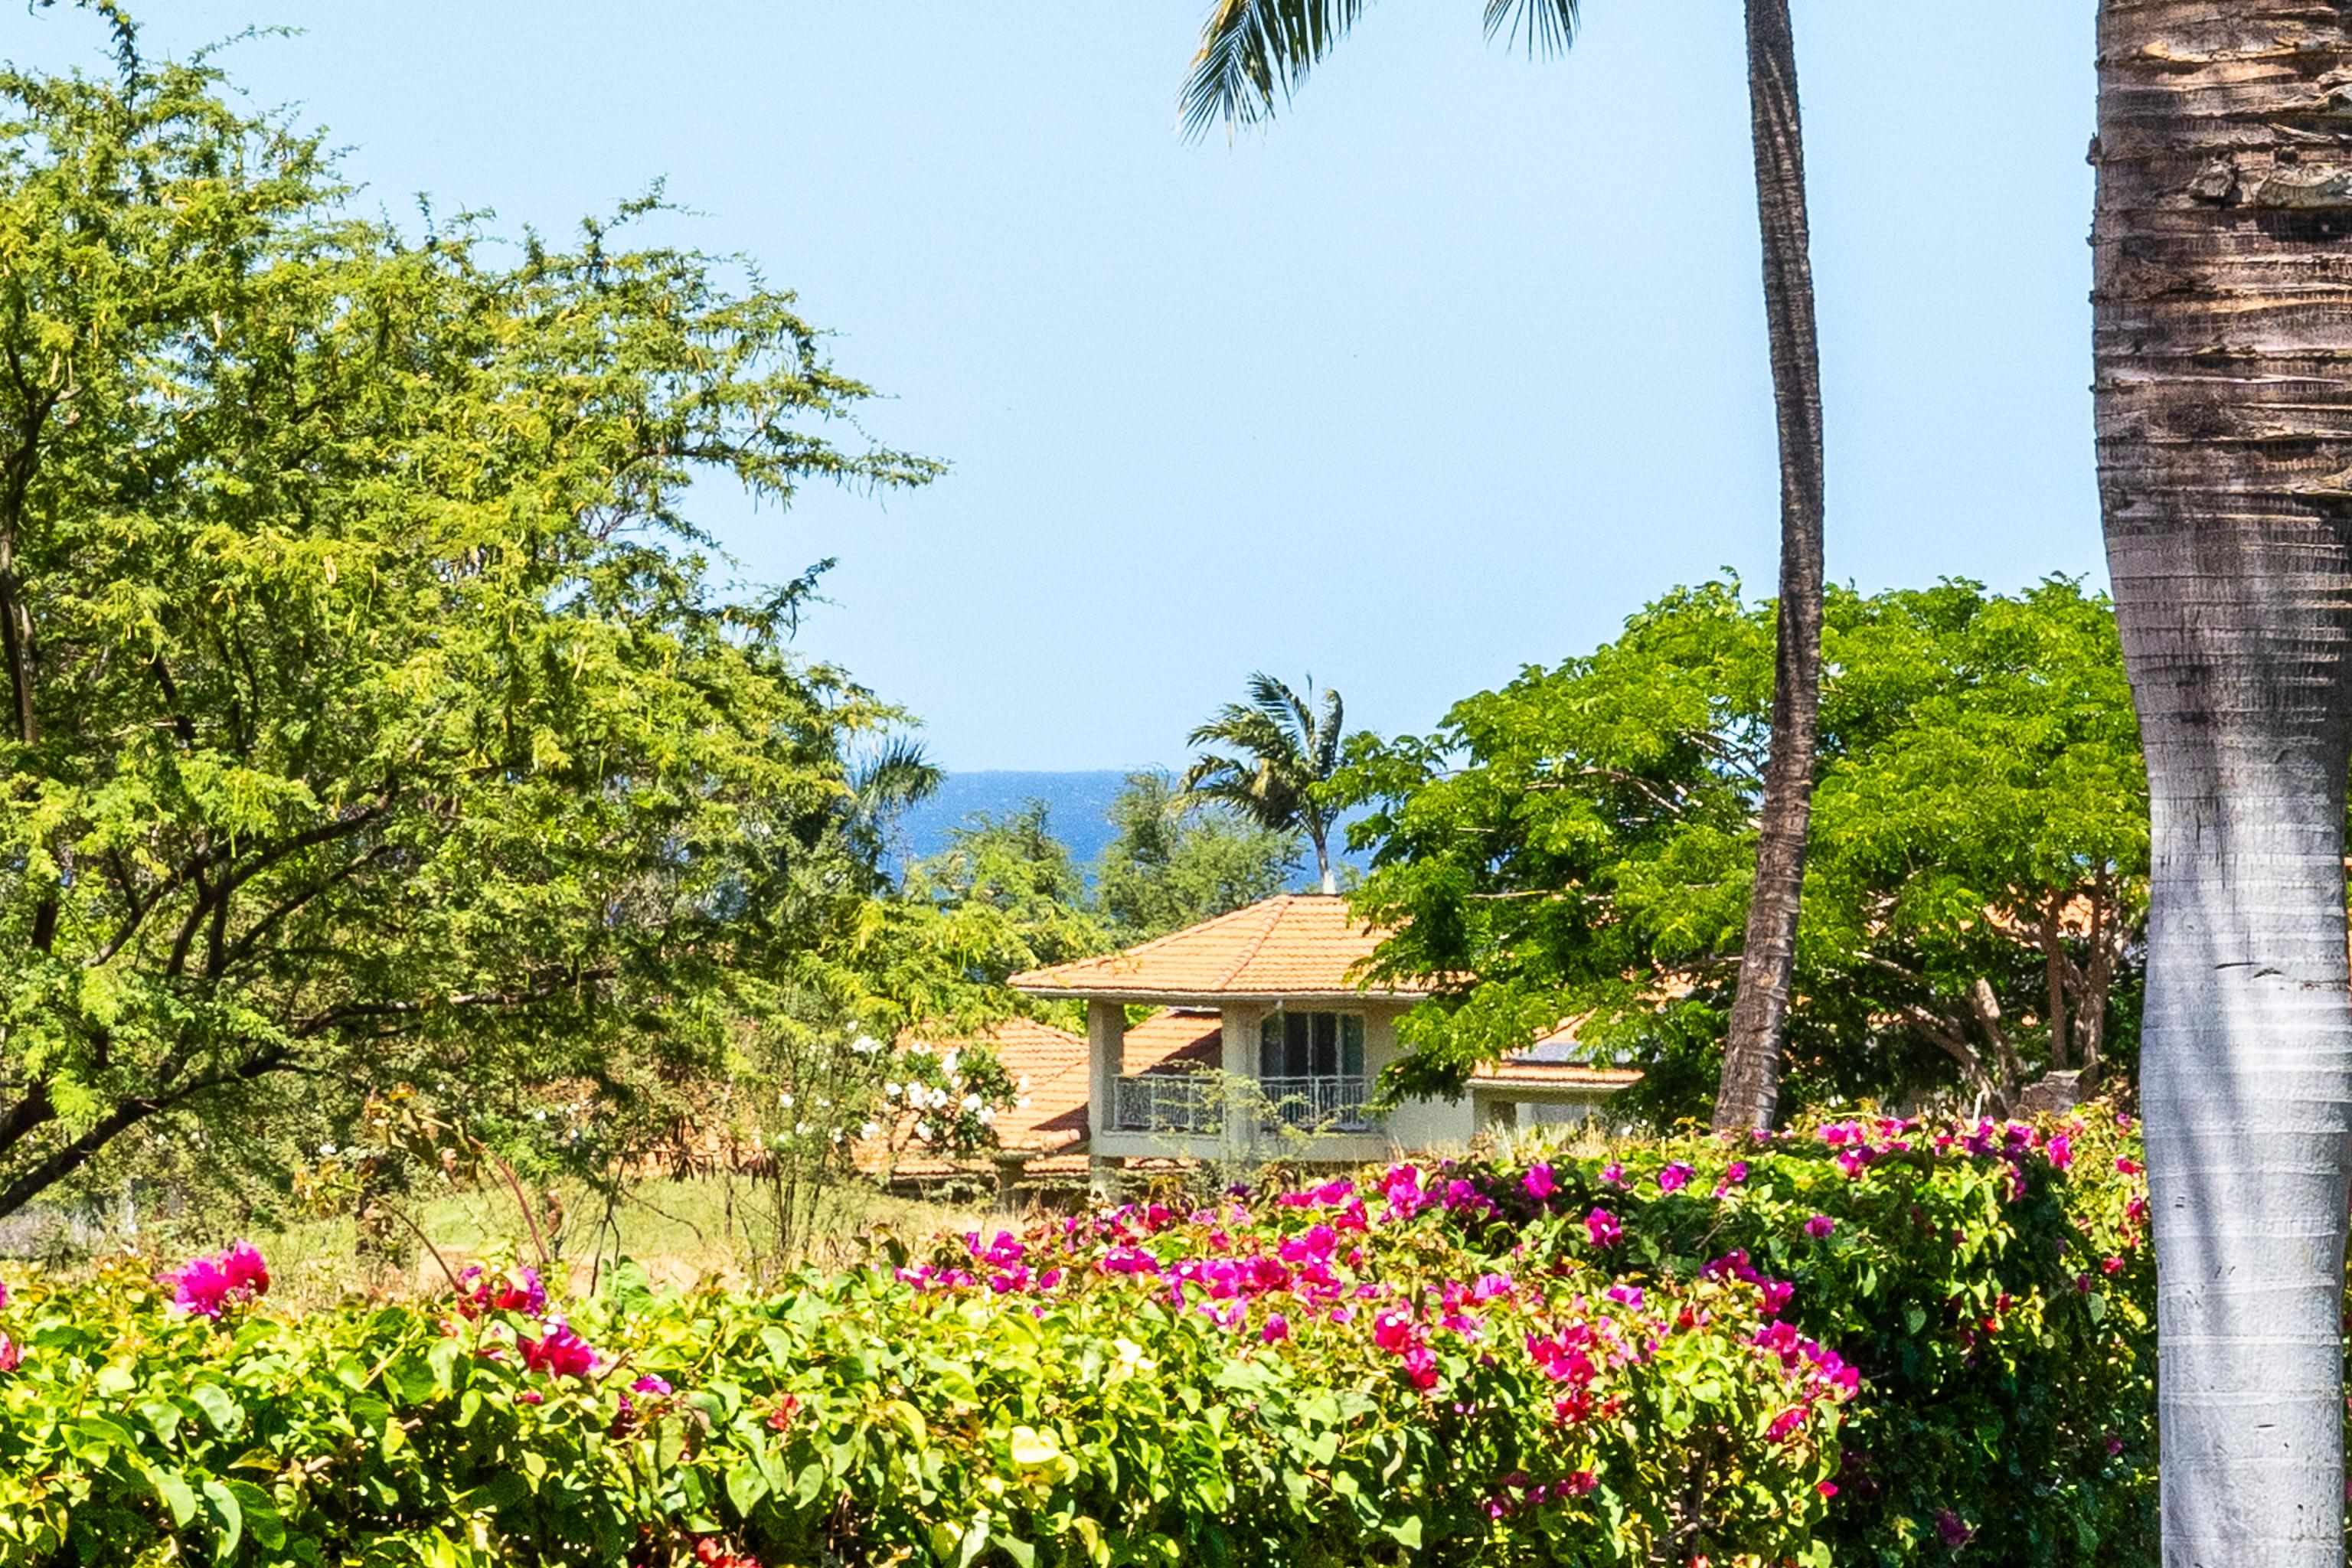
[{"left": 244, "top": 1174, "right": 1002, "bottom": 1311}]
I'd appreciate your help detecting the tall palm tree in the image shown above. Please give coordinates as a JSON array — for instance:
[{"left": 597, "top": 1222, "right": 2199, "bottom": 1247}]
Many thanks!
[
  {"left": 2092, "top": 5, "right": 2352, "bottom": 1560},
  {"left": 1183, "top": 672, "right": 1345, "bottom": 893},
  {"left": 1181, "top": 1, "right": 1825, "bottom": 1131}
]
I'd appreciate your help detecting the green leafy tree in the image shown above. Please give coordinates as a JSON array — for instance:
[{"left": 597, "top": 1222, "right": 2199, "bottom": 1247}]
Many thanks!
[
  {"left": 1338, "top": 577, "right": 2148, "bottom": 1122},
  {"left": 1182, "top": 673, "right": 1346, "bottom": 893},
  {"left": 0, "top": 54, "right": 943, "bottom": 1218},
  {"left": 890, "top": 803, "right": 1114, "bottom": 1009},
  {"left": 1093, "top": 769, "right": 1301, "bottom": 941}
]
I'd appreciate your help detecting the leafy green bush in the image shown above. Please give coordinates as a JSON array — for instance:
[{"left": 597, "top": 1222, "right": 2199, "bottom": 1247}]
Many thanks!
[{"left": 0, "top": 1111, "right": 2156, "bottom": 1567}]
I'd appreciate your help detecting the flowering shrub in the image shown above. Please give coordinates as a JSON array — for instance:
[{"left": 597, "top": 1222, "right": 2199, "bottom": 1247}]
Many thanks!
[{"left": 0, "top": 1109, "right": 2163, "bottom": 1566}]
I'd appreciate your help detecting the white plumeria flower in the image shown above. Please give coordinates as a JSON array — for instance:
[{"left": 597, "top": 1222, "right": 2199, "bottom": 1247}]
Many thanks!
[
  {"left": 861, "top": 1121, "right": 881, "bottom": 1139},
  {"left": 851, "top": 1034, "right": 881, "bottom": 1055},
  {"left": 884, "top": 1082, "right": 901, "bottom": 1099},
  {"left": 959, "top": 1093, "right": 982, "bottom": 1113},
  {"left": 778, "top": 1092, "right": 795, "bottom": 1109},
  {"left": 916, "top": 1120, "right": 933, "bottom": 1142},
  {"left": 1015, "top": 1096, "right": 1033, "bottom": 1111},
  {"left": 978, "top": 1106, "right": 996, "bottom": 1125}
]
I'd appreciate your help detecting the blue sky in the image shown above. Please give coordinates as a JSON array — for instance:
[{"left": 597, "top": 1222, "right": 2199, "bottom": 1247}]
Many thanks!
[{"left": 15, "top": 3, "right": 2099, "bottom": 770}]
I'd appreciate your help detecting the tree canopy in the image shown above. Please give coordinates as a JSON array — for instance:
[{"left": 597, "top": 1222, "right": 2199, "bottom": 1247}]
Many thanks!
[
  {"left": 1093, "top": 769, "right": 1301, "bottom": 942},
  {"left": 1337, "top": 577, "right": 2147, "bottom": 1121},
  {"left": 0, "top": 55, "right": 946, "bottom": 1216}
]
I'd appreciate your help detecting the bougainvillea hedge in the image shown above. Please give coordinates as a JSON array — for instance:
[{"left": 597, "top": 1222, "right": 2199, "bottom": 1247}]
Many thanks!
[{"left": 0, "top": 1111, "right": 2159, "bottom": 1567}]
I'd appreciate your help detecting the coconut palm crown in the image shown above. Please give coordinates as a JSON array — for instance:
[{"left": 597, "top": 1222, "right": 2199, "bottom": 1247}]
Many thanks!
[{"left": 1182, "top": 673, "right": 1344, "bottom": 894}]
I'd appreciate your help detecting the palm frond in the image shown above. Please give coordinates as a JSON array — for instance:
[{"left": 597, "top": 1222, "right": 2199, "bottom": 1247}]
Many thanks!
[
  {"left": 852, "top": 737, "right": 944, "bottom": 815},
  {"left": 1482, "top": 0, "right": 1579, "bottom": 57},
  {"left": 1314, "top": 685, "right": 1344, "bottom": 777},
  {"left": 1242, "top": 670, "right": 1312, "bottom": 743},
  {"left": 1180, "top": 0, "right": 1372, "bottom": 140}
]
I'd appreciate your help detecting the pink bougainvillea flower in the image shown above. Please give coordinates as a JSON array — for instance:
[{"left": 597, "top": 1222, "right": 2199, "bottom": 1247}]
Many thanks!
[
  {"left": 518, "top": 1320, "right": 599, "bottom": 1380},
  {"left": 1563, "top": 1470, "right": 1598, "bottom": 1497},
  {"left": 1400, "top": 1345, "right": 1440, "bottom": 1390},
  {"left": 1723, "top": 1161, "right": 1749, "bottom": 1185},
  {"left": 631, "top": 1374, "right": 673, "bottom": 1396},
  {"left": 163, "top": 1242, "right": 270, "bottom": 1319},
  {"left": 1605, "top": 1285, "right": 1645, "bottom": 1310},
  {"left": 1803, "top": 1214, "right": 1836, "bottom": 1240},
  {"left": 1261, "top": 1312, "right": 1291, "bottom": 1344},
  {"left": 0, "top": 1333, "right": 18, "bottom": 1374},
  {"left": 1599, "top": 1161, "right": 1625, "bottom": 1187},
  {"left": 1522, "top": 1162, "right": 1556, "bottom": 1202},
  {"left": 1584, "top": 1207, "right": 1622, "bottom": 1248},
  {"left": 2115, "top": 1156, "right": 2141, "bottom": 1176},
  {"left": 1936, "top": 1510, "right": 1973, "bottom": 1548},
  {"left": 1472, "top": 1272, "right": 1515, "bottom": 1302},
  {"left": 1657, "top": 1162, "right": 1693, "bottom": 1194},
  {"left": 1765, "top": 1407, "right": 1807, "bottom": 1443},
  {"left": 2045, "top": 1134, "right": 2073, "bottom": 1171},
  {"left": 1818, "top": 1481, "right": 1839, "bottom": 1498},
  {"left": 457, "top": 1263, "right": 547, "bottom": 1318}
]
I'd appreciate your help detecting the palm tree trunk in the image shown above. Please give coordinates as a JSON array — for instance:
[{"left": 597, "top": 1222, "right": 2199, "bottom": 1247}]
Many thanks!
[
  {"left": 1711, "top": 0, "right": 1826, "bottom": 1133},
  {"left": 2094, "top": 6, "right": 2352, "bottom": 1563}
]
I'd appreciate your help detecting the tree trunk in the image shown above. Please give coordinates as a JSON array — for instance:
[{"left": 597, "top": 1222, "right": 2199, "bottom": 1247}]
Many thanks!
[
  {"left": 2093, "top": 6, "right": 2352, "bottom": 1562},
  {"left": 1712, "top": 0, "right": 1827, "bottom": 1132}
]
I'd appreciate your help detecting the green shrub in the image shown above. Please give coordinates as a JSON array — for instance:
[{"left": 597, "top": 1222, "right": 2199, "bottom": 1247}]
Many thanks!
[{"left": 0, "top": 1109, "right": 2157, "bottom": 1566}]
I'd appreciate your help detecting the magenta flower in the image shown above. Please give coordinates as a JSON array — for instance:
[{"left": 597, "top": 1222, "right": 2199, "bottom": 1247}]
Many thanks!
[
  {"left": 1724, "top": 1161, "right": 1749, "bottom": 1184},
  {"left": 519, "top": 1320, "right": 599, "bottom": 1380},
  {"left": 458, "top": 1263, "right": 547, "bottom": 1318},
  {"left": 2045, "top": 1134, "right": 2073, "bottom": 1171},
  {"left": 631, "top": 1374, "right": 674, "bottom": 1396},
  {"left": 2115, "top": 1156, "right": 2141, "bottom": 1176},
  {"left": 1657, "top": 1162, "right": 1693, "bottom": 1194},
  {"left": 1522, "top": 1162, "right": 1556, "bottom": 1203},
  {"left": 1766, "top": 1407, "right": 1807, "bottom": 1443},
  {"left": 163, "top": 1242, "right": 270, "bottom": 1319},
  {"left": 0, "top": 1333, "right": 18, "bottom": 1374},
  {"left": 1599, "top": 1161, "right": 1625, "bottom": 1187},
  {"left": 1803, "top": 1214, "right": 1836, "bottom": 1240},
  {"left": 1261, "top": 1312, "right": 1291, "bottom": 1344},
  {"left": 1936, "top": 1510, "right": 1973, "bottom": 1548},
  {"left": 1584, "top": 1207, "right": 1622, "bottom": 1248},
  {"left": 1604, "top": 1284, "right": 1644, "bottom": 1310}
]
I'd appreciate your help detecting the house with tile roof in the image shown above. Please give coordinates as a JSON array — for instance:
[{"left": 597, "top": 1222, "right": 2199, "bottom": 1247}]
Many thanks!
[{"left": 1008, "top": 893, "right": 1639, "bottom": 1184}]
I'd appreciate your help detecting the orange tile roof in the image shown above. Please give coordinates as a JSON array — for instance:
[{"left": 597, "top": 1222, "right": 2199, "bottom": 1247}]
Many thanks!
[
  {"left": 1009, "top": 895, "right": 1433, "bottom": 1002},
  {"left": 980, "top": 1016, "right": 1094, "bottom": 1155},
  {"left": 1122, "top": 1008, "right": 1225, "bottom": 1074},
  {"left": 1468, "top": 1018, "right": 1643, "bottom": 1092}
]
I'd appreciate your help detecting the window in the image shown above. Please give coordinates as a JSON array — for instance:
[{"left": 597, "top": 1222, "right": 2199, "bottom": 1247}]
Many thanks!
[{"left": 1259, "top": 1011, "right": 1365, "bottom": 1082}]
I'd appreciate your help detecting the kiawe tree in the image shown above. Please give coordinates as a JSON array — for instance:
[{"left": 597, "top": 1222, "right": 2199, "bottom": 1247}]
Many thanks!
[
  {"left": 0, "top": 54, "right": 942, "bottom": 1217},
  {"left": 1180, "top": 0, "right": 1827, "bottom": 1131},
  {"left": 2092, "top": 6, "right": 2352, "bottom": 1561},
  {"left": 1181, "top": 671, "right": 1347, "bottom": 893}
]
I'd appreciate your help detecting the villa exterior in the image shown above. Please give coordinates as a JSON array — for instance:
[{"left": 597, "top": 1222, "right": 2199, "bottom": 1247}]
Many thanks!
[{"left": 1008, "top": 894, "right": 1638, "bottom": 1184}]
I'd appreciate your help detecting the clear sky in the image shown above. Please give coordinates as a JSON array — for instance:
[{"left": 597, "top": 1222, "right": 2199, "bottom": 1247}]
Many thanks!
[{"left": 12, "top": 3, "right": 2100, "bottom": 770}]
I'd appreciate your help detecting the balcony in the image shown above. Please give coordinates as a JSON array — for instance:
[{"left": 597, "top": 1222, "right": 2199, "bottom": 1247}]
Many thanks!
[{"left": 1111, "top": 1073, "right": 1379, "bottom": 1136}]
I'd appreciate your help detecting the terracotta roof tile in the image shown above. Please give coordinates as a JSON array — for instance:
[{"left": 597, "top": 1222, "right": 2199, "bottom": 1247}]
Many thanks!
[
  {"left": 1009, "top": 895, "right": 1431, "bottom": 1001},
  {"left": 1468, "top": 1018, "right": 1644, "bottom": 1091},
  {"left": 1122, "top": 1008, "right": 1225, "bottom": 1075}
]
